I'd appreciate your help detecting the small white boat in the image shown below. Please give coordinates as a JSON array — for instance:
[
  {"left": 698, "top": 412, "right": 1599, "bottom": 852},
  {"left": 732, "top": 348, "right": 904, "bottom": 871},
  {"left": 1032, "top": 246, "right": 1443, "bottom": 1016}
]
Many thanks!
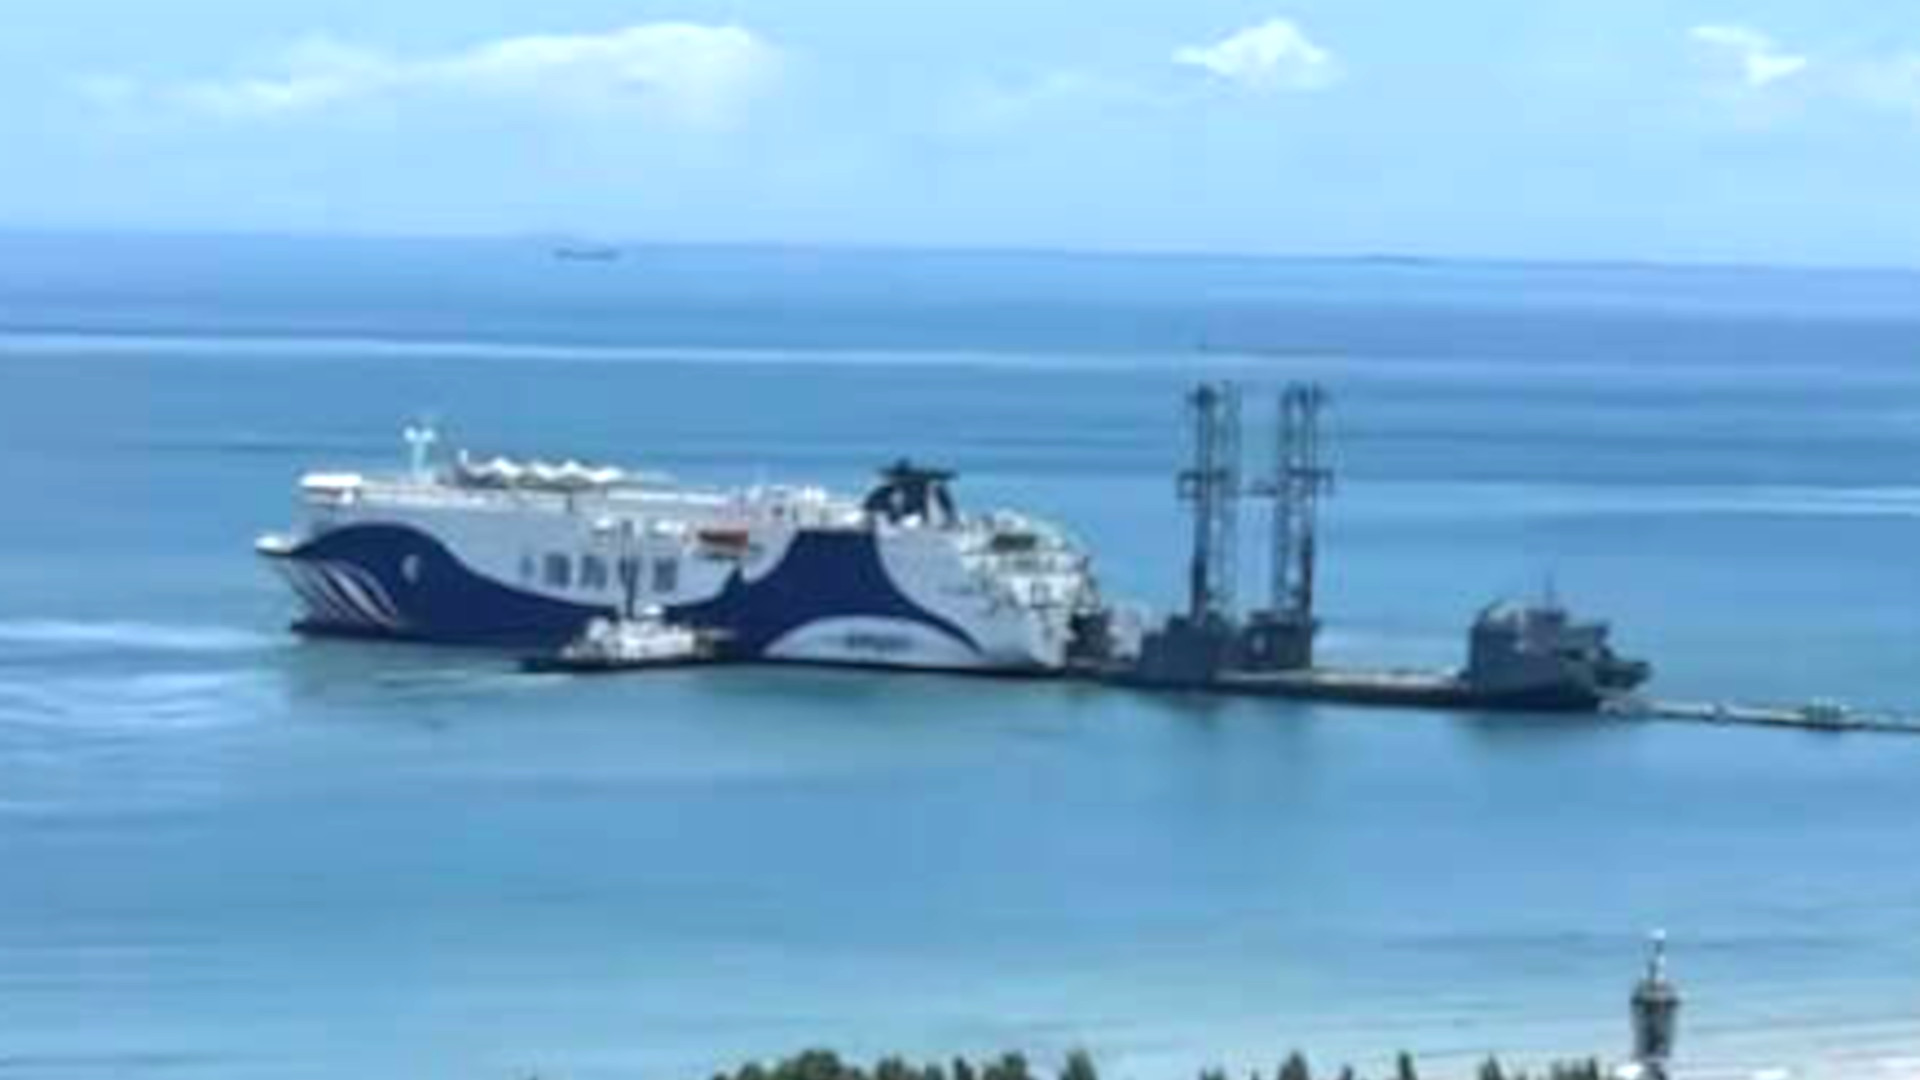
[
  {"left": 1798, "top": 698, "right": 1855, "bottom": 729},
  {"left": 523, "top": 609, "right": 717, "bottom": 673}
]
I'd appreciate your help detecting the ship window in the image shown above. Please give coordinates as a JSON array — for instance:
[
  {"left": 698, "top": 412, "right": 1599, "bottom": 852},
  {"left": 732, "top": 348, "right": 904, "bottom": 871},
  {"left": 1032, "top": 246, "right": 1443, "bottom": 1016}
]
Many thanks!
[
  {"left": 544, "top": 553, "right": 572, "bottom": 588},
  {"left": 519, "top": 553, "right": 536, "bottom": 583},
  {"left": 651, "top": 557, "right": 679, "bottom": 595},
  {"left": 580, "top": 555, "right": 609, "bottom": 591}
]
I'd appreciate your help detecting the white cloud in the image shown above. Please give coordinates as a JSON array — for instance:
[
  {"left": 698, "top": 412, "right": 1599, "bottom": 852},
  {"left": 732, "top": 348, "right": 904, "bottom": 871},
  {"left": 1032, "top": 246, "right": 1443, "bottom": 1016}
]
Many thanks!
[
  {"left": 1173, "top": 18, "right": 1339, "bottom": 92},
  {"left": 1684, "top": 26, "right": 1920, "bottom": 124},
  {"left": 106, "top": 23, "right": 780, "bottom": 125},
  {"left": 1689, "top": 24, "right": 1809, "bottom": 88}
]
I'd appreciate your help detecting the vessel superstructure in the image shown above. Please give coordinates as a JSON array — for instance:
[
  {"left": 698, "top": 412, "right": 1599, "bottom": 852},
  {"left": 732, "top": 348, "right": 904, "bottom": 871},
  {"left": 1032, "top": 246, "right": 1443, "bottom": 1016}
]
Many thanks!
[{"left": 257, "top": 432, "right": 1112, "bottom": 672}]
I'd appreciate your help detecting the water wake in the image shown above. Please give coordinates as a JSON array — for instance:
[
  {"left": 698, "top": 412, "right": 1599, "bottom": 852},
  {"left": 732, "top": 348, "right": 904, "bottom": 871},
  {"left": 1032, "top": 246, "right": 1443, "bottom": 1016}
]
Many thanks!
[
  {"left": 0, "top": 328, "right": 1268, "bottom": 375},
  {"left": 1359, "top": 482, "right": 1920, "bottom": 523},
  {"left": 0, "top": 619, "right": 280, "bottom": 655}
]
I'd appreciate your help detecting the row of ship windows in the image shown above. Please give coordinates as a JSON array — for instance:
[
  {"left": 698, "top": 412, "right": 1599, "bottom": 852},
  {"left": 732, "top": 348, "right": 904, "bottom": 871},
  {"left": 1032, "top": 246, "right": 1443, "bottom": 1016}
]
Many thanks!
[{"left": 519, "top": 553, "right": 679, "bottom": 595}]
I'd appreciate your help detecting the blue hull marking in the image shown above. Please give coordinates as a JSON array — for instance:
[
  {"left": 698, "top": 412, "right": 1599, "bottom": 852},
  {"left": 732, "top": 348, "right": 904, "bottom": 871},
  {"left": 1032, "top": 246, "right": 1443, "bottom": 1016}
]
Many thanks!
[
  {"left": 280, "top": 524, "right": 607, "bottom": 647},
  {"left": 270, "top": 524, "right": 980, "bottom": 656},
  {"left": 670, "top": 529, "right": 979, "bottom": 657}
]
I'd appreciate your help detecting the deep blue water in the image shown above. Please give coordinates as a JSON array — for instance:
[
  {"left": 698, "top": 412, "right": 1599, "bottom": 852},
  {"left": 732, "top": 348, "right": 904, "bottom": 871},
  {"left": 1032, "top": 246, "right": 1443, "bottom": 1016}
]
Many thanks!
[{"left": 2, "top": 234, "right": 1920, "bottom": 1080}]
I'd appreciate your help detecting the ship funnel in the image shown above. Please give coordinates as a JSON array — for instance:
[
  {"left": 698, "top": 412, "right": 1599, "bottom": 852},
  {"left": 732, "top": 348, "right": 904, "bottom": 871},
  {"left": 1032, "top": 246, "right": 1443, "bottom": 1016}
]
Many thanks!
[{"left": 402, "top": 421, "right": 440, "bottom": 482}]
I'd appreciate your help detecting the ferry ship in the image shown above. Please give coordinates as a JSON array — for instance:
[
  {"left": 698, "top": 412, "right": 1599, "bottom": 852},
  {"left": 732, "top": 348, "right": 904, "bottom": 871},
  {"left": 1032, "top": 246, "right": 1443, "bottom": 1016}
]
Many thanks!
[{"left": 256, "top": 428, "right": 1115, "bottom": 672}]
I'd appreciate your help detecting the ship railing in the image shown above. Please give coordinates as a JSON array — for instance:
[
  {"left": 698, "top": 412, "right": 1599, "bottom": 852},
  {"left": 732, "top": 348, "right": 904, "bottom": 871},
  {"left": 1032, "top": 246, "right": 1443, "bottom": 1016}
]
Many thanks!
[{"left": 307, "top": 476, "right": 750, "bottom": 514}]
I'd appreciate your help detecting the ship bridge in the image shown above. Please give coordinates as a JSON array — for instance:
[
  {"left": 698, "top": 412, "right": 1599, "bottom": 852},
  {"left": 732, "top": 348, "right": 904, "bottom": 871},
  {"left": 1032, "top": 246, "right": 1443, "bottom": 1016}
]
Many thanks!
[{"left": 863, "top": 460, "right": 960, "bottom": 527}]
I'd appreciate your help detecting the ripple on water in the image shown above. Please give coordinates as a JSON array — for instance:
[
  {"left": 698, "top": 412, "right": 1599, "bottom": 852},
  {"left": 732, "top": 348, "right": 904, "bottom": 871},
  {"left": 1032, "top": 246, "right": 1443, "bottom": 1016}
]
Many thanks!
[
  {"left": 0, "top": 669, "right": 280, "bottom": 736},
  {"left": 0, "top": 647, "right": 286, "bottom": 816},
  {"left": 0, "top": 619, "right": 282, "bottom": 657}
]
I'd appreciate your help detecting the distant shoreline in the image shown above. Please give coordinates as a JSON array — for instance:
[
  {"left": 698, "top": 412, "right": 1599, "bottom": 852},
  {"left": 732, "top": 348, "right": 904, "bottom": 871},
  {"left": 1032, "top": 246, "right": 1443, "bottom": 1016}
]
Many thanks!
[{"left": 3, "top": 224, "right": 1919, "bottom": 278}]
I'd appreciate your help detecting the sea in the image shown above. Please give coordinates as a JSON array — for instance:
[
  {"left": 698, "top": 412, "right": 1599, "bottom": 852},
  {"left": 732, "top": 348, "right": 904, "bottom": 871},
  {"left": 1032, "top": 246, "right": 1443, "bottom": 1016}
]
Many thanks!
[{"left": 1, "top": 233, "right": 1918, "bottom": 1080}]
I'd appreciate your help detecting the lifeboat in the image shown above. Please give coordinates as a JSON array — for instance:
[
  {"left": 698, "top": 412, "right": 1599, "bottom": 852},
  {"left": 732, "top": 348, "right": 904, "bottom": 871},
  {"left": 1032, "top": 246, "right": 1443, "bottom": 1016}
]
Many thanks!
[{"left": 696, "top": 526, "right": 754, "bottom": 560}]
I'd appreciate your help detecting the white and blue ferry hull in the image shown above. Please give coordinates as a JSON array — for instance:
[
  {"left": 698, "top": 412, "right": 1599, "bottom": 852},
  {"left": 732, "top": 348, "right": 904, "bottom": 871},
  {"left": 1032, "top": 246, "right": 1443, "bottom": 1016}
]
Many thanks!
[{"left": 259, "top": 521, "right": 1064, "bottom": 672}]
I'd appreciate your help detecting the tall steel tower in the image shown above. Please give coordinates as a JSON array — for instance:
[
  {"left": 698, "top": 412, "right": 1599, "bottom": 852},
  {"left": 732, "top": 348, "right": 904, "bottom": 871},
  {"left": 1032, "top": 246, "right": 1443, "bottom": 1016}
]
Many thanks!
[
  {"left": 1236, "top": 383, "right": 1333, "bottom": 671},
  {"left": 1269, "top": 383, "right": 1332, "bottom": 621},
  {"left": 1177, "top": 382, "right": 1242, "bottom": 624}
]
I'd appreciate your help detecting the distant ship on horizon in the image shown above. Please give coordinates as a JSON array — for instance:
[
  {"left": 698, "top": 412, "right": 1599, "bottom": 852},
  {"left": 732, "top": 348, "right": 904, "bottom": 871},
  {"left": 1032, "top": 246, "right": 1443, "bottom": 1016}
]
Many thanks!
[{"left": 551, "top": 242, "right": 622, "bottom": 262}]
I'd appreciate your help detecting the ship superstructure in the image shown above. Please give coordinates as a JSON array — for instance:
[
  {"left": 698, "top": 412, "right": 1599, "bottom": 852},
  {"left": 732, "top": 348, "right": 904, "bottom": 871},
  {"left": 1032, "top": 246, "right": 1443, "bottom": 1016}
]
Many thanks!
[{"left": 257, "top": 432, "right": 1111, "bottom": 672}]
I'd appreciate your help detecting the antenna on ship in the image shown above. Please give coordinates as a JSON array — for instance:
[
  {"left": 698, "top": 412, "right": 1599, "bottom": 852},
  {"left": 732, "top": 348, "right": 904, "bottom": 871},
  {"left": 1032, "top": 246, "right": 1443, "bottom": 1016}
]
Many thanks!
[{"left": 403, "top": 419, "right": 440, "bottom": 482}]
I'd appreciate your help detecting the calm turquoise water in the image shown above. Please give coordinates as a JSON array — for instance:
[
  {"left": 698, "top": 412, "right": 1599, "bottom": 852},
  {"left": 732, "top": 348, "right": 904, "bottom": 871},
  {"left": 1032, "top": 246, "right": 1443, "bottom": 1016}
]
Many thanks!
[{"left": 3, "top": 235, "right": 1919, "bottom": 1080}]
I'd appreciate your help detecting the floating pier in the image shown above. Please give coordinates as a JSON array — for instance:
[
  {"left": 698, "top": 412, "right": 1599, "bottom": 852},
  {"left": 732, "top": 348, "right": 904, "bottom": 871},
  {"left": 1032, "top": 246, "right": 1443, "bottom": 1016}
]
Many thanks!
[{"left": 1607, "top": 697, "right": 1920, "bottom": 736}]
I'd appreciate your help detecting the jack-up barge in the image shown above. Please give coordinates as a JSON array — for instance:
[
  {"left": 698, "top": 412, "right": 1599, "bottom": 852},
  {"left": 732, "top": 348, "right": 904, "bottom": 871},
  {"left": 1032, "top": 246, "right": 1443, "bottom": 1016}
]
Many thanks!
[{"left": 1058, "top": 382, "right": 1651, "bottom": 711}]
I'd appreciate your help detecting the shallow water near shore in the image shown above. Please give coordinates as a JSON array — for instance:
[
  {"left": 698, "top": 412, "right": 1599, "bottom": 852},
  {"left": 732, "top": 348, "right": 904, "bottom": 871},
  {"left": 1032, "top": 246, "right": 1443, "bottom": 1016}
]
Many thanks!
[{"left": 3, "top": 235, "right": 1920, "bottom": 1079}]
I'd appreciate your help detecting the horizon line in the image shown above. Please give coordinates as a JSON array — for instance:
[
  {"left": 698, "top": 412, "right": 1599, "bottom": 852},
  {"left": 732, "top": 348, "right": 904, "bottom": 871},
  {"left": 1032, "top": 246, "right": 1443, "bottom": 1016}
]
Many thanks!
[{"left": 4, "top": 221, "right": 1920, "bottom": 279}]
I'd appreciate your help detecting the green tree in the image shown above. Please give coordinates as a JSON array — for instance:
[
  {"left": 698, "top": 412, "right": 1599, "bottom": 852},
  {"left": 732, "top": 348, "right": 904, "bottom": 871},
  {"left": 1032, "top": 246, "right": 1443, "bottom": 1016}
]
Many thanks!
[
  {"left": 984, "top": 1052, "right": 1034, "bottom": 1080},
  {"left": 1277, "top": 1052, "right": 1312, "bottom": 1080},
  {"left": 784, "top": 1048, "right": 850, "bottom": 1080},
  {"left": 1061, "top": 1050, "right": 1099, "bottom": 1080},
  {"left": 1477, "top": 1058, "right": 1507, "bottom": 1080},
  {"left": 1394, "top": 1051, "right": 1419, "bottom": 1080},
  {"left": 953, "top": 1059, "right": 977, "bottom": 1080}
]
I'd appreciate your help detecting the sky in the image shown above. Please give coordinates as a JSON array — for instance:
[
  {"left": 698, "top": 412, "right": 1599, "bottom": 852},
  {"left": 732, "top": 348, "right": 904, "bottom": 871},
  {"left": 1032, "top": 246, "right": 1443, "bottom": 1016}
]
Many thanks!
[{"left": 5, "top": 0, "right": 1920, "bottom": 265}]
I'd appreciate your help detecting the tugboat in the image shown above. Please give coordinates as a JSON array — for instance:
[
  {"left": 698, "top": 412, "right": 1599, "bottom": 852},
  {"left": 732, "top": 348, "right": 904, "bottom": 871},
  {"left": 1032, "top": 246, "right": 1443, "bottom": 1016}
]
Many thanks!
[{"left": 521, "top": 607, "right": 722, "bottom": 674}]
